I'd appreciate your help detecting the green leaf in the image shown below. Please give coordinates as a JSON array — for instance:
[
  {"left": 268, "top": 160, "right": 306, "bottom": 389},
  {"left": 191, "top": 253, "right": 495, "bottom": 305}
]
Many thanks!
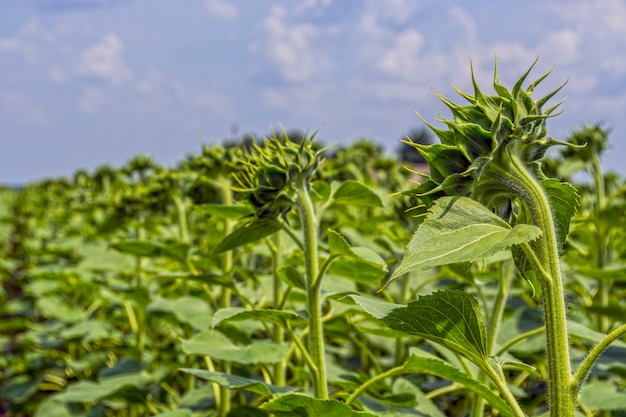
[
  {"left": 541, "top": 179, "right": 579, "bottom": 250},
  {"left": 277, "top": 265, "right": 306, "bottom": 289},
  {"left": 181, "top": 330, "right": 289, "bottom": 364},
  {"left": 152, "top": 410, "right": 193, "bottom": 417},
  {"left": 568, "top": 321, "right": 626, "bottom": 349},
  {"left": 328, "top": 257, "right": 387, "bottom": 284},
  {"left": 212, "top": 218, "right": 283, "bottom": 255},
  {"left": 328, "top": 230, "right": 386, "bottom": 266},
  {"left": 391, "top": 197, "right": 541, "bottom": 281},
  {"left": 331, "top": 180, "right": 383, "bottom": 207},
  {"left": 180, "top": 369, "right": 297, "bottom": 397},
  {"left": 583, "top": 304, "right": 626, "bottom": 322},
  {"left": 581, "top": 381, "right": 626, "bottom": 411},
  {"left": 400, "top": 355, "right": 515, "bottom": 417},
  {"left": 261, "top": 393, "right": 378, "bottom": 417},
  {"left": 195, "top": 203, "right": 253, "bottom": 218},
  {"left": 109, "top": 240, "right": 190, "bottom": 264},
  {"left": 37, "top": 296, "right": 86, "bottom": 323},
  {"left": 348, "top": 295, "right": 403, "bottom": 320},
  {"left": 211, "top": 307, "right": 303, "bottom": 329},
  {"left": 54, "top": 372, "right": 153, "bottom": 403},
  {"left": 147, "top": 296, "right": 213, "bottom": 331},
  {"left": 368, "top": 290, "right": 488, "bottom": 366},
  {"left": 328, "top": 229, "right": 353, "bottom": 257}
]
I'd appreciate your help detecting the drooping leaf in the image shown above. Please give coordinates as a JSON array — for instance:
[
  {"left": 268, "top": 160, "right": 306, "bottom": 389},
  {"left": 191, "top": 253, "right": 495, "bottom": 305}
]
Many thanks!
[
  {"left": 211, "top": 307, "right": 303, "bottom": 329},
  {"left": 180, "top": 369, "right": 297, "bottom": 397},
  {"left": 261, "top": 393, "right": 378, "bottom": 417},
  {"left": 277, "top": 265, "right": 306, "bottom": 289},
  {"left": 195, "top": 203, "right": 253, "bottom": 219},
  {"left": 152, "top": 410, "right": 194, "bottom": 417},
  {"left": 331, "top": 180, "right": 383, "bottom": 207},
  {"left": 390, "top": 197, "right": 541, "bottom": 281},
  {"left": 541, "top": 179, "right": 579, "bottom": 250},
  {"left": 181, "top": 330, "right": 289, "bottom": 364},
  {"left": 212, "top": 218, "right": 283, "bottom": 255},
  {"left": 348, "top": 295, "right": 403, "bottom": 320},
  {"left": 109, "top": 240, "right": 190, "bottom": 264}
]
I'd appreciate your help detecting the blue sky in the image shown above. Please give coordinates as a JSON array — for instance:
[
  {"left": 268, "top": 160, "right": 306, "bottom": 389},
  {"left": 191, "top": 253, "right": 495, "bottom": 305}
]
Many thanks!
[{"left": 2, "top": 0, "right": 626, "bottom": 184}]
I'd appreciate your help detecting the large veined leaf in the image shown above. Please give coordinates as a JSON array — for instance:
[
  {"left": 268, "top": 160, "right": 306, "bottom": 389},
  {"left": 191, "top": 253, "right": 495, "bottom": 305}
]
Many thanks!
[
  {"left": 330, "top": 180, "right": 383, "bottom": 207},
  {"left": 212, "top": 217, "right": 283, "bottom": 255},
  {"left": 352, "top": 290, "right": 488, "bottom": 366},
  {"left": 261, "top": 393, "right": 378, "bottom": 417},
  {"left": 181, "top": 330, "right": 289, "bottom": 364},
  {"left": 180, "top": 369, "right": 297, "bottom": 397},
  {"left": 390, "top": 196, "right": 541, "bottom": 281}
]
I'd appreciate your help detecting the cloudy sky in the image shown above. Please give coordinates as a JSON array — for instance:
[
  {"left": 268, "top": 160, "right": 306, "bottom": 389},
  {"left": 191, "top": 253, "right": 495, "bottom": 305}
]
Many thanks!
[{"left": 2, "top": 0, "right": 625, "bottom": 184}]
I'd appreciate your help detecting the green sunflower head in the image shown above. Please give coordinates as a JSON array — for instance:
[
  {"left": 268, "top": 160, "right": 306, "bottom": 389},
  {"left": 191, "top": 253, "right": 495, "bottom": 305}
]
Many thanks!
[
  {"left": 234, "top": 130, "right": 326, "bottom": 219},
  {"left": 404, "top": 58, "right": 569, "bottom": 219}
]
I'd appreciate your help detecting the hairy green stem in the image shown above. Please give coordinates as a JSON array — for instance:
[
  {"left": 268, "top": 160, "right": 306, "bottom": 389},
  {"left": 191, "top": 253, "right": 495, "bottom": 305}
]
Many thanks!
[
  {"left": 296, "top": 181, "right": 328, "bottom": 399},
  {"left": 591, "top": 152, "right": 609, "bottom": 333},
  {"left": 271, "top": 232, "right": 287, "bottom": 386},
  {"left": 502, "top": 154, "right": 574, "bottom": 416},
  {"left": 218, "top": 177, "right": 234, "bottom": 417}
]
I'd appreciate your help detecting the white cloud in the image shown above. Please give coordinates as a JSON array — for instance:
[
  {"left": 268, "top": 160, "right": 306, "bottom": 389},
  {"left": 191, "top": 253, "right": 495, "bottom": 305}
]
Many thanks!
[
  {"left": 378, "top": 29, "right": 425, "bottom": 80},
  {"left": 261, "top": 5, "right": 330, "bottom": 82},
  {"left": 204, "top": 0, "right": 238, "bottom": 20},
  {"left": 77, "top": 33, "right": 133, "bottom": 84},
  {"left": 77, "top": 87, "right": 107, "bottom": 113},
  {"left": 364, "top": 0, "right": 422, "bottom": 25}
]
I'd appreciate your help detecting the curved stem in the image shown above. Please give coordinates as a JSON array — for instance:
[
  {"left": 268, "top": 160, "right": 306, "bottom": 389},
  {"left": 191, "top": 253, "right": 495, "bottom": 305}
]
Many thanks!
[
  {"left": 571, "top": 323, "right": 626, "bottom": 397},
  {"left": 346, "top": 367, "right": 404, "bottom": 406}
]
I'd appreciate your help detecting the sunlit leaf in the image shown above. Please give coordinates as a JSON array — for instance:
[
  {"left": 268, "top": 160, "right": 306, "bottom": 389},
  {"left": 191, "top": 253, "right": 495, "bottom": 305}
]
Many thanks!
[
  {"left": 331, "top": 180, "right": 383, "bottom": 207},
  {"left": 390, "top": 196, "right": 541, "bottom": 281}
]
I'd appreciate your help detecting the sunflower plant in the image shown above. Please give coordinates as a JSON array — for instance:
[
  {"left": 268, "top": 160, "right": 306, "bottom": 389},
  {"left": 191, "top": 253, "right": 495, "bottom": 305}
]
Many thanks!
[{"left": 354, "top": 59, "right": 626, "bottom": 417}]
